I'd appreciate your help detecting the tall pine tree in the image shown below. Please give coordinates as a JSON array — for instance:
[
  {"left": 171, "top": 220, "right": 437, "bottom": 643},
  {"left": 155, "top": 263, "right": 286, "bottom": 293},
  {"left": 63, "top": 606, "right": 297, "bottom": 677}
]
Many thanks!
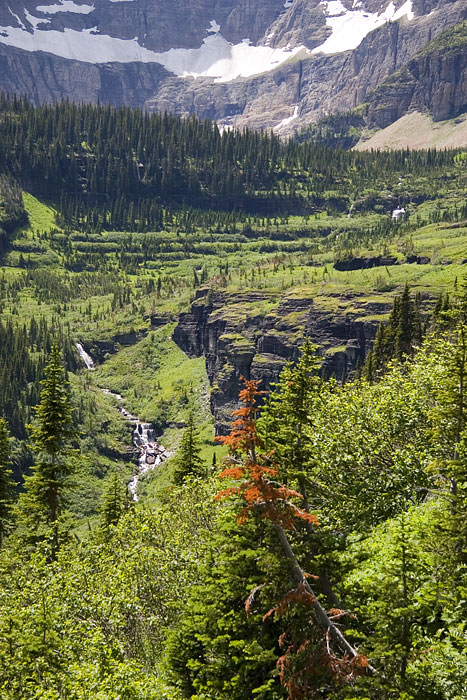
[
  {"left": 173, "top": 411, "right": 205, "bottom": 485},
  {"left": 364, "top": 285, "right": 421, "bottom": 381},
  {"left": 18, "top": 345, "right": 75, "bottom": 557},
  {"left": 99, "top": 470, "right": 130, "bottom": 533}
]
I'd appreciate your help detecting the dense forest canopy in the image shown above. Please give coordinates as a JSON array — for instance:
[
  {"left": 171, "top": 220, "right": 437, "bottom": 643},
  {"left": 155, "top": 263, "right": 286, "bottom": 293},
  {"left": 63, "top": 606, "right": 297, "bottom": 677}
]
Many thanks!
[{"left": 0, "top": 95, "right": 464, "bottom": 232}]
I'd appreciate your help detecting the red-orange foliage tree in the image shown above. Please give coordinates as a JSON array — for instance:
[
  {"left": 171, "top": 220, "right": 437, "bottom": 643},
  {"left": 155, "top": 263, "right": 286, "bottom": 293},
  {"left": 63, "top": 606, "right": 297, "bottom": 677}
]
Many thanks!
[
  {"left": 216, "top": 378, "right": 374, "bottom": 699},
  {"left": 216, "top": 379, "right": 318, "bottom": 530}
]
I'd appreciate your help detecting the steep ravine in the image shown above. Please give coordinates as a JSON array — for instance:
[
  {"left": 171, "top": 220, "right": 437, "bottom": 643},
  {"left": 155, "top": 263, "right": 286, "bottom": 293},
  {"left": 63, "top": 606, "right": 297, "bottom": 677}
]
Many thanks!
[
  {"left": 173, "top": 288, "right": 384, "bottom": 433},
  {"left": 76, "top": 343, "right": 169, "bottom": 500}
]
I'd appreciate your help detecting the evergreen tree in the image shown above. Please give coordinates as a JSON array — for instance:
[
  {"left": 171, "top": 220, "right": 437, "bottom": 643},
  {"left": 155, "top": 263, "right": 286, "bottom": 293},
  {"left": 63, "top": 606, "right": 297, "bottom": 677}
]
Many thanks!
[
  {"left": 432, "top": 291, "right": 452, "bottom": 331},
  {"left": 0, "top": 418, "right": 15, "bottom": 546},
  {"left": 395, "top": 283, "right": 415, "bottom": 360},
  {"left": 431, "top": 325, "right": 467, "bottom": 530},
  {"left": 18, "top": 345, "right": 75, "bottom": 557},
  {"left": 214, "top": 379, "right": 372, "bottom": 698},
  {"left": 260, "top": 342, "right": 339, "bottom": 606},
  {"left": 173, "top": 412, "right": 205, "bottom": 485},
  {"left": 99, "top": 471, "right": 130, "bottom": 532},
  {"left": 364, "top": 285, "right": 420, "bottom": 381},
  {"left": 167, "top": 510, "right": 285, "bottom": 700}
]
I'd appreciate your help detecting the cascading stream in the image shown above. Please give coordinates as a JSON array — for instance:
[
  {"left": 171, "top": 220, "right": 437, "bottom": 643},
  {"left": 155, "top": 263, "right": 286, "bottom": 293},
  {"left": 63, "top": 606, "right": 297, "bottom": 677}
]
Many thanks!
[
  {"left": 77, "top": 344, "right": 168, "bottom": 500},
  {"left": 76, "top": 343, "right": 95, "bottom": 370}
]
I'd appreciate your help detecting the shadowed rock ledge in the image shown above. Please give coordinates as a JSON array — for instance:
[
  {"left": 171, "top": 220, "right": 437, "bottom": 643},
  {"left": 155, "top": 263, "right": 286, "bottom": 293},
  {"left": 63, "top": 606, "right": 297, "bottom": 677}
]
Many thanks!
[{"left": 173, "top": 288, "right": 386, "bottom": 433}]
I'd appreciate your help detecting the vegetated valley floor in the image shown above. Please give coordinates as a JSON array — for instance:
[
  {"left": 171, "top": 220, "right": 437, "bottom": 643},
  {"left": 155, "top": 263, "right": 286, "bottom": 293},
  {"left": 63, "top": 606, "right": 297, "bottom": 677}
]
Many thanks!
[{"left": 2, "top": 156, "right": 467, "bottom": 518}]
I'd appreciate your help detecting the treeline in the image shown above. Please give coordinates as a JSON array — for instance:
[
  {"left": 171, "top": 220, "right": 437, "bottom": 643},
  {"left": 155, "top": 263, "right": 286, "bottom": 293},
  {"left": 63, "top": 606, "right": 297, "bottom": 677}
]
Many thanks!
[
  {"left": 0, "top": 95, "right": 463, "bottom": 232},
  {"left": 2, "top": 267, "right": 123, "bottom": 304},
  {"left": 57, "top": 193, "right": 164, "bottom": 234}
]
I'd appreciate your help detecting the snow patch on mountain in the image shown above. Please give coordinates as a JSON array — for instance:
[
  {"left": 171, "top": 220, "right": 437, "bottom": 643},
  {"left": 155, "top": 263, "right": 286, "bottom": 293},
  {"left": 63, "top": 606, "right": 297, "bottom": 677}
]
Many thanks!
[
  {"left": 312, "top": 0, "right": 414, "bottom": 54},
  {"left": 393, "top": 0, "right": 414, "bottom": 21},
  {"left": 207, "top": 20, "right": 220, "bottom": 33},
  {"left": 25, "top": 10, "right": 51, "bottom": 28},
  {"left": 0, "top": 22, "right": 303, "bottom": 82},
  {"left": 157, "top": 34, "right": 304, "bottom": 82},
  {"left": 8, "top": 8, "right": 26, "bottom": 28},
  {"left": 326, "top": 1, "right": 347, "bottom": 16},
  {"left": 36, "top": 1, "right": 95, "bottom": 13}
]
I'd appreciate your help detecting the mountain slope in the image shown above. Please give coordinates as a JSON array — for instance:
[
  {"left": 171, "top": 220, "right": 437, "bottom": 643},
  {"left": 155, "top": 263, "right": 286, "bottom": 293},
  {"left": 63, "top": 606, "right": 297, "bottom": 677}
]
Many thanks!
[
  {"left": 354, "top": 111, "right": 467, "bottom": 150},
  {"left": 299, "top": 20, "right": 467, "bottom": 149},
  {"left": 0, "top": 0, "right": 465, "bottom": 134}
]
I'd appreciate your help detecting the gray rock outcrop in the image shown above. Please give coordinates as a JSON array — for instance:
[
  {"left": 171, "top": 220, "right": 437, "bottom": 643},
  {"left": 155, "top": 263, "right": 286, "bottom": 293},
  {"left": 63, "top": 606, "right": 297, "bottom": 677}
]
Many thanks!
[{"left": 173, "top": 288, "right": 384, "bottom": 433}]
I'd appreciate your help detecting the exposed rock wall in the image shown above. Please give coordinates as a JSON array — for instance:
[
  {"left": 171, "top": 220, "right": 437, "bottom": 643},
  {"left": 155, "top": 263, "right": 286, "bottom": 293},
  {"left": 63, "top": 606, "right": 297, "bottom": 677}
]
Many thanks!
[
  {"left": 173, "top": 288, "right": 384, "bottom": 433},
  {"left": 367, "top": 40, "right": 467, "bottom": 127},
  {"left": 145, "top": 2, "right": 467, "bottom": 132},
  {"left": 1, "top": 0, "right": 286, "bottom": 51},
  {"left": 0, "top": 0, "right": 465, "bottom": 134},
  {"left": 0, "top": 44, "right": 170, "bottom": 107}
]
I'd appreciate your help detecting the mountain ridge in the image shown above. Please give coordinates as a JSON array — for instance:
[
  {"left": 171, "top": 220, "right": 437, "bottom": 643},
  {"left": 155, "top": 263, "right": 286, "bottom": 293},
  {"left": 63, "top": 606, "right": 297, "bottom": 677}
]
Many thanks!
[
  {"left": 299, "top": 19, "right": 467, "bottom": 149},
  {"left": 0, "top": 0, "right": 465, "bottom": 136}
]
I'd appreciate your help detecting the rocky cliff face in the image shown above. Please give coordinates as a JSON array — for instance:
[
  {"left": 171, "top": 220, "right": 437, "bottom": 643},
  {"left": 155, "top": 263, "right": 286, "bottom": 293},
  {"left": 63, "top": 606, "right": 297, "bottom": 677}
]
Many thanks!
[
  {"left": 0, "top": 0, "right": 286, "bottom": 51},
  {"left": 301, "top": 19, "right": 467, "bottom": 147},
  {"left": 366, "top": 26, "right": 467, "bottom": 127},
  {"left": 173, "top": 288, "right": 385, "bottom": 433},
  {"left": 0, "top": 43, "right": 169, "bottom": 107},
  {"left": 0, "top": 0, "right": 465, "bottom": 135}
]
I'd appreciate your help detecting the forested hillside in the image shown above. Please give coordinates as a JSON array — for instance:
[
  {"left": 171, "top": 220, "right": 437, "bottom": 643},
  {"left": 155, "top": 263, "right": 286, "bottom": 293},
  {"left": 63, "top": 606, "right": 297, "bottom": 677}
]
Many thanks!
[
  {"left": 1, "top": 95, "right": 465, "bottom": 231},
  {"left": 0, "top": 95, "right": 467, "bottom": 699},
  {"left": 0, "top": 175, "right": 27, "bottom": 254},
  {"left": 1, "top": 314, "right": 467, "bottom": 699}
]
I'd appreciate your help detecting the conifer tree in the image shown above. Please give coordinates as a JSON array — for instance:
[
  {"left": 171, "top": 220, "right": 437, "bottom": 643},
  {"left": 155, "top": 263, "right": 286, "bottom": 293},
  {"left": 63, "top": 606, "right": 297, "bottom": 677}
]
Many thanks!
[
  {"left": 173, "top": 412, "right": 205, "bottom": 485},
  {"left": 432, "top": 325, "right": 467, "bottom": 510},
  {"left": 100, "top": 471, "right": 130, "bottom": 531},
  {"left": 260, "top": 342, "right": 339, "bottom": 606},
  {"left": 395, "top": 283, "right": 415, "bottom": 360},
  {"left": 19, "top": 345, "right": 75, "bottom": 557},
  {"left": 432, "top": 291, "right": 452, "bottom": 330},
  {"left": 166, "top": 509, "right": 283, "bottom": 700},
  {"left": 364, "top": 285, "right": 420, "bottom": 381},
  {"left": 0, "top": 418, "right": 15, "bottom": 546},
  {"left": 216, "top": 380, "right": 373, "bottom": 698}
]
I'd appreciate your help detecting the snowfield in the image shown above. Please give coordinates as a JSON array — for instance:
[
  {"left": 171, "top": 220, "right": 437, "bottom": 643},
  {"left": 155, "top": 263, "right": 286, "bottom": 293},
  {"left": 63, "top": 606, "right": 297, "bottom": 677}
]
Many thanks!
[
  {"left": 0, "top": 20, "right": 303, "bottom": 81},
  {"left": 0, "top": 1, "right": 415, "bottom": 78},
  {"left": 312, "top": 0, "right": 414, "bottom": 54},
  {"left": 157, "top": 34, "right": 304, "bottom": 82},
  {"left": 36, "top": 2, "right": 95, "bottom": 14}
]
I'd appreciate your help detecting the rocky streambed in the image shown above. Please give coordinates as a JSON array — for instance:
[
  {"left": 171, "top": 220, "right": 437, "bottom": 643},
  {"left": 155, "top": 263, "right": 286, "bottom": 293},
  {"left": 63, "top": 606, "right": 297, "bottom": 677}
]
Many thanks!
[{"left": 76, "top": 343, "right": 168, "bottom": 500}]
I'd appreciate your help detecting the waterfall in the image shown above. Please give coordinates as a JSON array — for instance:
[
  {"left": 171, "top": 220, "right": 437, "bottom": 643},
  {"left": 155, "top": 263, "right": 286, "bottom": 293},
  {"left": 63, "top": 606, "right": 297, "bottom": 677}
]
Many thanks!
[
  {"left": 76, "top": 343, "right": 95, "bottom": 370},
  {"left": 128, "top": 422, "right": 166, "bottom": 501}
]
